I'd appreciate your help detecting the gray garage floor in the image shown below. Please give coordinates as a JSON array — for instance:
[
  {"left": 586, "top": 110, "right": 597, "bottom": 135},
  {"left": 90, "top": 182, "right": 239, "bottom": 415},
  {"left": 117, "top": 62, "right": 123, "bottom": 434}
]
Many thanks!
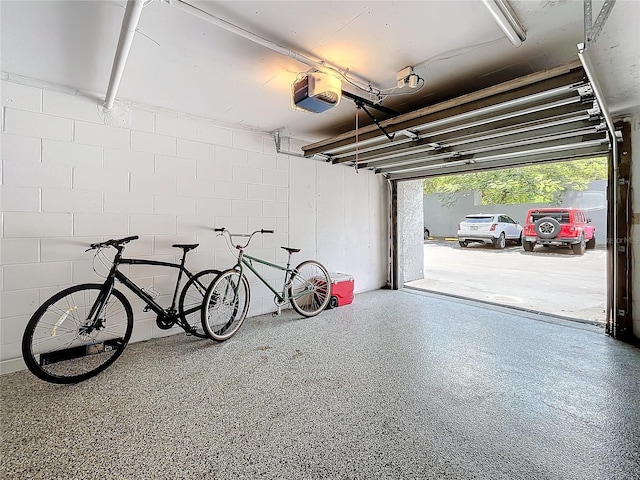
[{"left": 2, "top": 289, "right": 639, "bottom": 480}]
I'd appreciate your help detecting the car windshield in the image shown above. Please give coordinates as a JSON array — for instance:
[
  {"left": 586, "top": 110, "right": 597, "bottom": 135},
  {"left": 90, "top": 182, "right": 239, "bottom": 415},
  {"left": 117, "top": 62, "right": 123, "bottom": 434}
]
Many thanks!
[{"left": 464, "top": 216, "right": 494, "bottom": 223}]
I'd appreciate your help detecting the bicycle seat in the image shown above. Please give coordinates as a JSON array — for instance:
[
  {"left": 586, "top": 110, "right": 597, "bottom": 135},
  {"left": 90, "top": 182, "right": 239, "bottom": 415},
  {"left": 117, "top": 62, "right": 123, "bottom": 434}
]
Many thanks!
[
  {"left": 173, "top": 244, "right": 199, "bottom": 252},
  {"left": 281, "top": 246, "right": 300, "bottom": 254}
]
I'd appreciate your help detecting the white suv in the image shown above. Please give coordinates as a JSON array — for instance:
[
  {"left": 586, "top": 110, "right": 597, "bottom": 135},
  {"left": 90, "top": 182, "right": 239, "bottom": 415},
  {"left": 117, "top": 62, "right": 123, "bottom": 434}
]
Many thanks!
[{"left": 457, "top": 213, "right": 523, "bottom": 249}]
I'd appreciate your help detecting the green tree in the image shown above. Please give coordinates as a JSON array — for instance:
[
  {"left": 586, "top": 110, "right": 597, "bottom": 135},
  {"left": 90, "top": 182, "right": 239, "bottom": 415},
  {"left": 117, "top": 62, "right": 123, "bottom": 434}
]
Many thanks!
[{"left": 423, "top": 158, "right": 608, "bottom": 206}]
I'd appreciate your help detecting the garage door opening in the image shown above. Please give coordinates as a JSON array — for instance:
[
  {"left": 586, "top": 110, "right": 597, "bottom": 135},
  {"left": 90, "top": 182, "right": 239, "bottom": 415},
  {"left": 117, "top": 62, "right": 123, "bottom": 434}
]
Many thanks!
[
  {"left": 303, "top": 61, "right": 633, "bottom": 339},
  {"left": 405, "top": 157, "right": 608, "bottom": 323}
]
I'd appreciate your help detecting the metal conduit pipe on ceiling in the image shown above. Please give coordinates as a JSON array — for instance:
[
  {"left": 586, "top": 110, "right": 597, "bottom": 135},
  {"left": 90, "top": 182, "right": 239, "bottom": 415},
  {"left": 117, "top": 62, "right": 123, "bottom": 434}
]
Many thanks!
[
  {"left": 170, "top": 0, "right": 376, "bottom": 92},
  {"left": 104, "top": 0, "right": 146, "bottom": 110}
]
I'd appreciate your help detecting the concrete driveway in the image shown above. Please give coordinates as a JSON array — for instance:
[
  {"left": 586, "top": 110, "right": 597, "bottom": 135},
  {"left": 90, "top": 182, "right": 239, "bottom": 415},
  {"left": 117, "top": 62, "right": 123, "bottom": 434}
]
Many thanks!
[{"left": 405, "top": 239, "right": 607, "bottom": 323}]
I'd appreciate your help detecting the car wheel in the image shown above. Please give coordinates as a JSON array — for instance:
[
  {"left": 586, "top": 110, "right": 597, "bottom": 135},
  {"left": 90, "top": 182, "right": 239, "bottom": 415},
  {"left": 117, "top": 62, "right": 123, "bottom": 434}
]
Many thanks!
[
  {"left": 571, "top": 235, "right": 586, "bottom": 255},
  {"left": 459, "top": 240, "right": 468, "bottom": 248},
  {"left": 515, "top": 233, "right": 523, "bottom": 246},
  {"left": 586, "top": 236, "right": 596, "bottom": 250},
  {"left": 534, "top": 217, "right": 561, "bottom": 239},
  {"left": 523, "top": 239, "right": 535, "bottom": 252},
  {"left": 493, "top": 232, "right": 506, "bottom": 249}
]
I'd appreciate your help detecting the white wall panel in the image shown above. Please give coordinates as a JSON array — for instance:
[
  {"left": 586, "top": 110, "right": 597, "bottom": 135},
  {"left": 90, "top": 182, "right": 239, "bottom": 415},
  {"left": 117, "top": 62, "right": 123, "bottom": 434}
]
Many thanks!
[
  {"left": 1, "top": 134, "right": 41, "bottom": 163},
  {"left": 42, "top": 188, "right": 102, "bottom": 213},
  {"left": 128, "top": 108, "right": 155, "bottom": 133},
  {"left": 316, "top": 161, "right": 345, "bottom": 270},
  {"left": 131, "top": 130, "right": 176, "bottom": 155},
  {"left": 73, "top": 213, "right": 128, "bottom": 237},
  {"left": 0, "top": 80, "right": 388, "bottom": 372},
  {"left": 3, "top": 161, "right": 72, "bottom": 189},
  {"left": 1, "top": 186, "right": 40, "bottom": 212},
  {"left": 43, "top": 90, "right": 100, "bottom": 123},
  {"left": 75, "top": 120, "right": 128, "bottom": 149},
  {"left": 42, "top": 139, "right": 102, "bottom": 168},
  {"left": 4, "top": 109, "right": 72, "bottom": 141},
  {"left": 155, "top": 115, "right": 197, "bottom": 140},
  {"left": 3, "top": 212, "right": 72, "bottom": 238},
  {"left": 177, "top": 138, "right": 214, "bottom": 160},
  {"left": 233, "top": 131, "right": 264, "bottom": 152},
  {"left": 1, "top": 80, "right": 41, "bottom": 112},
  {"left": 248, "top": 184, "right": 276, "bottom": 202},
  {"left": 0, "top": 238, "right": 39, "bottom": 264},
  {"left": 1, "top": 289, "right": 39, "bottom": 318},
  {"left": 104, "top": 148, "right": 154, "bottom": 173},
  {"left": 155, "top": 155, "right": 197, "bottom": 178},
  {"left": 232, "top": 165, "right": 262, "bottom": 184},
  {"left": 289, "top": 156, "right": 317, "bottom": 256},
  {"left": 196, "top": 124, "right": 233, "bottom": 147},
  {"left": 104, "top": 191, "right": 153, "bottom": 215},
  {"left": 73, "top": 166, "right": 129, "bottom": 193},
  {"left": 3, "top": 262, "right": 71, "bottom": 291},
  {"left": 248, "top": 152, "right": 277, "bottom": 170}
]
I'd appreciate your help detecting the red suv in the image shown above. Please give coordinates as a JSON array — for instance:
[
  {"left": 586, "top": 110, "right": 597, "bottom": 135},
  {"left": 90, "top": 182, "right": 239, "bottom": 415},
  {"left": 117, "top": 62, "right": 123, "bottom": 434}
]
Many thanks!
[{"left": 522, "top": 207, "right": 596, "bottom": 255}]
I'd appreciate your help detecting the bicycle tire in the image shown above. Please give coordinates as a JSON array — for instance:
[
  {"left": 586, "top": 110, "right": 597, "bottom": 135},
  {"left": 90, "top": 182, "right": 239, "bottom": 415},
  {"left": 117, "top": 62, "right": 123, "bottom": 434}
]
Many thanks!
[
  {"left": 201, "top": 269, "right": 250, "bottom": 341},
  {"left": 22, "top": 284, "right": 134, "bottom": 384},
  {"left": 178, "top": 269, "right": 220, "bottom": 338},
  {"left": 289, "top": 260, "right": 331, "bottom": 317}
]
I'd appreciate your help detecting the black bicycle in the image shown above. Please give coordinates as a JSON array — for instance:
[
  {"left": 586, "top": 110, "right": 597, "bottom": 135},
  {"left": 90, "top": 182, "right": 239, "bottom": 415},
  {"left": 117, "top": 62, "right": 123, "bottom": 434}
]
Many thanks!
[{"left": 21, "top": 235, "right": 219, "bottom": 384}]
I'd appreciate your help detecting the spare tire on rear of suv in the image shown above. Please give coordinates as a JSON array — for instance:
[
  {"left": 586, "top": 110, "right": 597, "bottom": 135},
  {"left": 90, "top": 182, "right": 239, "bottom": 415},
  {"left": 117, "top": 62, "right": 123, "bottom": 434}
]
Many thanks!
[{"left": 534, "top": 216, "right": 561, "bottom": 239}]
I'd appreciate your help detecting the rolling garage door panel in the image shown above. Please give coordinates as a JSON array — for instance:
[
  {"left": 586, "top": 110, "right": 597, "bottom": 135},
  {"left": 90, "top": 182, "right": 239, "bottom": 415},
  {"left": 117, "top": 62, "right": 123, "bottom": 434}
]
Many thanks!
[{"left": 302, "top": 61, "right": 610, "bottom": 179}]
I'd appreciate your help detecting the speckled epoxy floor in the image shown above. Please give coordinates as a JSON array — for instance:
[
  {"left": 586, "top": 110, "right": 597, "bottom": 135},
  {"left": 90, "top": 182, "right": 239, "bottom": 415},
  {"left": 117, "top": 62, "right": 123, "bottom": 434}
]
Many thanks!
[{"left": 2, "top": 289, "right": 639, "bottom": 479}]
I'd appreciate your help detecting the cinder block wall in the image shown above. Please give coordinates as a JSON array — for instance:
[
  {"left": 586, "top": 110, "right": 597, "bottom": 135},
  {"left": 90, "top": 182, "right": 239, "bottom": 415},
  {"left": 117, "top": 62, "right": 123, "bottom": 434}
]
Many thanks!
[{"left": 0, "top": 79, "right": 389, "bottom": 373}]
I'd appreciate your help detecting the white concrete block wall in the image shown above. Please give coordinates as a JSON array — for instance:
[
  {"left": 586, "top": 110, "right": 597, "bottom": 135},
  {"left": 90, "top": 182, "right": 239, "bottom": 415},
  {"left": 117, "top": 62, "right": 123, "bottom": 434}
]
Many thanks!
[{"left": 0, "top": 79, "right": 389, "bottom": 373}]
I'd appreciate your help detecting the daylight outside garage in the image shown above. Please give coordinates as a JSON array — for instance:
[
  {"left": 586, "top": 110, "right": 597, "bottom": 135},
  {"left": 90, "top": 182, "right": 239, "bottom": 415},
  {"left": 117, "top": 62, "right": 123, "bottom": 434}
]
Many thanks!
[{"left": 407, "top": 158, "right": 608, "bottom": 323}]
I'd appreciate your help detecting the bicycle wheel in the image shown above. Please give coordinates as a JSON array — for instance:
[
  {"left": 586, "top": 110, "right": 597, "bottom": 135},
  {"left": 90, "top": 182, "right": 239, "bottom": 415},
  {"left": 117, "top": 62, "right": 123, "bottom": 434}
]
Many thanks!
[
  {"left": 22, "top": 284, "right": 134, "bottom": 384},
  {"left": 178, "top": 269, "right": 220, "bottom": 338},
  {"left": 201, "top": 269, "right": 250, "bottom": 341},
  {"left": 289, "top": 260, "right": 331, "bottom": 317}
]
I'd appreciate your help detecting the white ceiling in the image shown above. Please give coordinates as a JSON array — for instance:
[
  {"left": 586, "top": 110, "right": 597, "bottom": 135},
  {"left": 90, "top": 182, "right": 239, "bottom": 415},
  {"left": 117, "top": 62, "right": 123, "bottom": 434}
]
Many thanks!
[{"left": 1, "top": 0, "right": 638, "bottom": 144}]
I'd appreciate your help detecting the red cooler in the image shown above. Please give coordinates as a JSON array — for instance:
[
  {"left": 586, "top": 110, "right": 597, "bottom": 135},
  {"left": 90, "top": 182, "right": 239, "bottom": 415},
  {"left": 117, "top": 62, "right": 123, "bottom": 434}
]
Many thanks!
[{"left": 327, "top": 273, "right": 354, "bottom": 309}]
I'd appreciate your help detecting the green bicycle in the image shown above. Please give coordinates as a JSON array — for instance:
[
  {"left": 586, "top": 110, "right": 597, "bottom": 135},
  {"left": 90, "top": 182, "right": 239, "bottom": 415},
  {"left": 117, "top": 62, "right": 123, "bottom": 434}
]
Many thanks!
[{"left": 201, "top": 228, "right": 331, "bottom": 341}]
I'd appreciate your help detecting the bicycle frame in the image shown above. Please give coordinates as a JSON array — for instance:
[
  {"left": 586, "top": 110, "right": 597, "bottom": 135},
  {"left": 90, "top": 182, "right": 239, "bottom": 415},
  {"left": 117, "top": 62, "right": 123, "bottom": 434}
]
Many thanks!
[
  {"left": 88, "top": 247, "right": 202, "bottom": 324},
  {"left": 237, "top": 252, "right": 294, "bottom": 304}
]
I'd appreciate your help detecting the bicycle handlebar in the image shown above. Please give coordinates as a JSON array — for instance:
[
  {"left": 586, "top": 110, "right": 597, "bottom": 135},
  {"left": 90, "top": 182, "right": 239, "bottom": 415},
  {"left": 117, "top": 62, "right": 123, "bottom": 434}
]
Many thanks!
[
  {"left": 214, "top": 228, "right": 274, "bottom": 250},
  {"left": 214, "top": 227, "right": 274, "bottom": 235},
  {"left": 87, "top": 235, "right": 139, "bottom": 251}
]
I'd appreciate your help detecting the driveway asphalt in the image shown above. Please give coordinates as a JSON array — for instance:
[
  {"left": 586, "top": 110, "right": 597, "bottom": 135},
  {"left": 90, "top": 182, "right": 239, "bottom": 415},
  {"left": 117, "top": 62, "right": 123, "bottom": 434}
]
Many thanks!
[{"left": 405, "top": 239, "right": 607, "bottom": 323}]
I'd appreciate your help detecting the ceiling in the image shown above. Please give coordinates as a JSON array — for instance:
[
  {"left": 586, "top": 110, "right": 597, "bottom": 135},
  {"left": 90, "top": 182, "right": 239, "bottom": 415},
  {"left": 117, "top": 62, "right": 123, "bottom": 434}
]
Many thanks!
[{"left": 1, "top": 1, "right": 638, "bottom": 145}]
